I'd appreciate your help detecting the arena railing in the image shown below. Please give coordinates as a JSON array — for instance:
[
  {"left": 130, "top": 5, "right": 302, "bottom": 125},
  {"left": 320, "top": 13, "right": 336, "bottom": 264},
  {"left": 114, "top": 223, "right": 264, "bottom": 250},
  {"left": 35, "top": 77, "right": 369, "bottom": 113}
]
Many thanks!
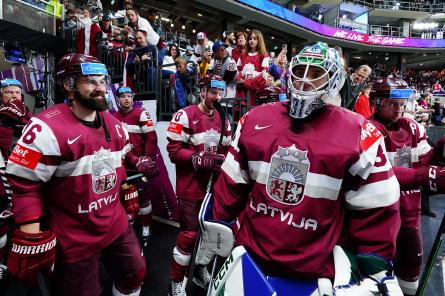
[
  {"left": 132, "top": 46, "right": 159, "bottom": 101},
  {"left": 349, "top": 0, "right": 445, "bottom": 13},
  {"left": 96, "top": 42, "right": 126, "bottom": 84}
]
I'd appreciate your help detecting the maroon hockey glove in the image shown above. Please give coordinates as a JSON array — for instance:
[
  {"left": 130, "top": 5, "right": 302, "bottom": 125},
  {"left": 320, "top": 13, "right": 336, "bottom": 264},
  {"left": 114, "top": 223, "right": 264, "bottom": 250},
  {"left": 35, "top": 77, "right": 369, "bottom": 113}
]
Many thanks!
[
  {"left": 121, "top": 184, "right": 140, "bottom": 222},
  {"left": 191, "top": 152, "right": 225, "bottom": 172},
  {"left": 7, "top": 229, "right": 56, "bottom": 286},
  {"left": 433, "top": 136, "right": 445, "bottom": 165},
  {"left": 136, "top": 156, "right": 159, "bottom": 178},
  {"left": 416, "top": 165, "right": 445, "bottom": 194},
  {"left": 0, "top": 100, "right": 27, "bottom": 124}
]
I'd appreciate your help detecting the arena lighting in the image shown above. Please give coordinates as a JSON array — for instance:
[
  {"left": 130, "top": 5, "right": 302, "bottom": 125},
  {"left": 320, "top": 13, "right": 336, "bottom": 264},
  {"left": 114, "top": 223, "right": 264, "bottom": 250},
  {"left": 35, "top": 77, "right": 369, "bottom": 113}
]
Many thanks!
[
  {"left": 192, "top": 29, "right": 196, "bottom": 33},
  {"left": 182, "top": 25, "right": 185, "bottom": 30},
  {"left": 342, "top": 14, "right": 347, "bottom": 19},
  {"left": 271, "top": 36, "right": 275, "bottom": 39},
  {"left": 413, "top": 22, "right": 438, "bottom": 30},
  {"left": 161, "top": 17, "right": 170, "bottom": 22},
  {"left": 171, "top": 23, "right": 174, "bottom": 27},
  {"left": 317, "top": 14, "right": 323, "bottom": 20},
  {"left": 197, "top": 13, "right": 202, "bottom": 16}
]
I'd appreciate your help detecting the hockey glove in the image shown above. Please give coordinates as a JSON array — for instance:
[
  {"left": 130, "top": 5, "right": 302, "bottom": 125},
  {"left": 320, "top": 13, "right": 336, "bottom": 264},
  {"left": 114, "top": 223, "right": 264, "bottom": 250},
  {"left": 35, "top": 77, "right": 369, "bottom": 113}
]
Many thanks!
[
  {"left": 415, "top": 165, "right": 445, "bottom": 194},
  {"left": 136, "top": 156, "right": 159, "bottom": 178},
  {"left": 121, "top": 184, "right": 140, "bottom": 222},
  {"left": 191, "top": 152, "right": 225, "bottom": 172},
  {"left": 333, "top": 246, "right": 403, "bottom": 296},
  {"left": 7, "top": 229, "right": 56, "bottom": 286}
]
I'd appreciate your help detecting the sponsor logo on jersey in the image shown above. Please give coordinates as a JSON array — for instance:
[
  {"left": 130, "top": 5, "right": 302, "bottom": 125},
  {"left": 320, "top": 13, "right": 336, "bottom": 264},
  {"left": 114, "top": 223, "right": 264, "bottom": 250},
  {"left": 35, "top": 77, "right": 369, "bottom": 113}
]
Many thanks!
[
  {"left": 92, "top": 147, "right": 117, "bottom": 194},
  {"left": 266, "top": 145, "right": 309, "bottom": 205},
  {"left": 144, "top": 119, "right": 154, "bottom": 127},
  {"left": 11, "top": 237, "right": 56, "bottom": 255},
  {"left": 167, "top": 122, "right": 183, "bottom": 134},
  {"left": 360, "top": 122, "right": 382, "bottom": 151},
  {"left": 394, "top": 145, "right": 412, "bottom": 168},
  {"left": 8, "top": 144, "right": 42, "bottom": 170},
  {"left": 67, "top": 135, "right": 82, "bottom": 145},
  {"left": 204, "top": 128, "right": 220, "bottom": 153}
]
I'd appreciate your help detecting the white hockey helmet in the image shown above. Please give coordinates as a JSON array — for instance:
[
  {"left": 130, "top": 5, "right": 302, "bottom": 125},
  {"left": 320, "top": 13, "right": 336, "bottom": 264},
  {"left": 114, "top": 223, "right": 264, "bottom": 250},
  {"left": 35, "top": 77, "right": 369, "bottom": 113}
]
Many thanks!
[{"left": 288, "top": 42, "right": 344, "bottom": 119}]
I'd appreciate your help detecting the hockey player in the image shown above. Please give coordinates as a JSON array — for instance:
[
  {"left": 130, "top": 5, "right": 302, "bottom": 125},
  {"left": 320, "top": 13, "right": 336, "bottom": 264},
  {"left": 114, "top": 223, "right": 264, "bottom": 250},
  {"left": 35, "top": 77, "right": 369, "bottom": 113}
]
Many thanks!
[
  {"left": 166, "top": 74, "right": 231, "bottom": 296},
  {"left": 369, "top": 77, "right": 443, "bottom": 295},
  {"left": 0, "top": 78, "right": 30, "bottom": 158},
  {"left": 210, "top": 42, "right": 403, "bottom": 295},
  {"left": 113, "top": 86, "right": 159, "bottom": 245},
  {"left": 5, "top": 53, "right": 146, "bottom": 296},
  {"left": 254, "top": 85, "right": 285, "bottom": 105}
]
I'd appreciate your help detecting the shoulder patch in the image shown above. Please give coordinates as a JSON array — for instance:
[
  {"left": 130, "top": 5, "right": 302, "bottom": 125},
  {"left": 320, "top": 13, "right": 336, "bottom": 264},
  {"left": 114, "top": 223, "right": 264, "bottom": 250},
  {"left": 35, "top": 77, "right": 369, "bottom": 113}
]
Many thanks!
[
  {"left": 360, "top": 121, "right": 382, "bottom": 151},
  {"left": 8, "top": 143, "right": 42, "bottom": 170},
  {"left": 167, "top": 122, "right": 183, "bottom": 134}
]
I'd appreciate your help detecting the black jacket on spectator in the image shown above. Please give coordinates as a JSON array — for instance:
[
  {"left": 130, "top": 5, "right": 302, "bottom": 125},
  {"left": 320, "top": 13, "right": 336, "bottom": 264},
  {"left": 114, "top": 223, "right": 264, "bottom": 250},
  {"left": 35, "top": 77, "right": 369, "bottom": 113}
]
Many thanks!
[{"left": 340, "top": 75, "right": 366, "bottom": 110}]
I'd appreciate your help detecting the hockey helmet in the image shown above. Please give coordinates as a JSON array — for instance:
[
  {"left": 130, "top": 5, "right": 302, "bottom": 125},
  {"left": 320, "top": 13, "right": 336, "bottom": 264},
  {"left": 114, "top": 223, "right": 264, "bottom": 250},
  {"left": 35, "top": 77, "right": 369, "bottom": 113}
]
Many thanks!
[
  {"left": 56, "top": 53, "right": 109, "bottom": 85},
  {"left": 288, "top": 42, "right": 344, "bottom": 119},
  {"left": 116, "top": 86, "right": 134, "bottom": 97},
  {"left": 199, "top": 74, "right": 226, "bottom": 91},
  {"left": 0, "top": 78, "right": 23, "bottom": 90},
  {"left": 255, "top": 86, "right": 285, "bottom": 105},
  {"left": 370, "top": 77, "right": 413, "bottom": 104}
]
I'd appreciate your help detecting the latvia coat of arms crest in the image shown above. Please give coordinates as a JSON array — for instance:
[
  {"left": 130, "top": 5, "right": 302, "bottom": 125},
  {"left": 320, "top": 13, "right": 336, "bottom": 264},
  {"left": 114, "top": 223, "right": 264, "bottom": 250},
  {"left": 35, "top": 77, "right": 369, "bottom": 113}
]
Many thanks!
[
  {"left": 204, "top": 128, "right": 220, "bottom": 153},
  {"left": 393, "top": 145, "right": 412, "bottom": 168},
  {"left": 266, "top": 144, "right": 310, "bottom": 205},
  {"left": 92, "top": 147, "right": 117, "bottom": 194}
]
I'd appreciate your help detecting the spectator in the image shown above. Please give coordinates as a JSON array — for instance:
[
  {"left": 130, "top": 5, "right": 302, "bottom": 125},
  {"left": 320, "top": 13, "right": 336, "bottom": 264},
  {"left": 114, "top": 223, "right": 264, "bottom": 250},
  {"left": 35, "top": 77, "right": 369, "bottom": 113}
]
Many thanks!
[
  {"left": 194, "top": 32, "right": 214, "bottom": 62},
  {"left": 147, "top": 9, "right": 159, "bottom": 33},
  {"left": 78, "top": 7, "right": 93, "bottom": 28},
  {"left": 222, "top": 31, "right": 236, "bottom": 55},
  {"left": 182, "top": 46, "right": 198, "bottom": 64},
  {"left": 432, "top": 97, "right": 444, "bottom": 125},
  {"left": 268, "top": 47, "right": 288, "bottom": 89},
  {"left": 162, "top": 44, "right": 180, "bottom": 77},
  {"left": 174, "top": 57, "right": 196, "bottom": 110},
  {"left": 354, "top": 84, "right": 373, "bottom": 118},
  {"left": 99, "top": 11, "right": 113, "bottom": 40},
  {"left": 231, "top": 31, "right": 247, "bottom": 66},
  {"left": 75, "top": 8, "right": 102, "bottom": 56},
  {"left": 126, "top": 8, "right": 165, "bottom": 62},
  {"left": 403, "top": 89, "right": 419, "bottom": 120},
  {"left": 62, "top": 8, "right": 79, "bottom": 32},
  {"left": 432, "top": 80, "right": 442, "bottom": 93},
  {"left": 340, "top": 64, "right": 372, "bottom": 110},
  {"left": 126, "top": 30, "right": 158, "bottom": 90}
]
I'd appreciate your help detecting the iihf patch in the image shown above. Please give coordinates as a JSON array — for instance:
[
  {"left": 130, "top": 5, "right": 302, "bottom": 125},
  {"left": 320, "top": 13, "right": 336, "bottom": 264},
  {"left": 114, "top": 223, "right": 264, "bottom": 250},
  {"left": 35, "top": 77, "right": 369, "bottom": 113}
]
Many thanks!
[
  {"left": 92, "top": 147, "right": 117, "bottom": 194},
  {"left": 204, "top": 128, "right": 220, "bottom": 153},
  {"left": 266, "top": 145, "right": 309, "bottom": 205},
  {"left": 394, "top": 145, "right": 412, "bottom": 168}
]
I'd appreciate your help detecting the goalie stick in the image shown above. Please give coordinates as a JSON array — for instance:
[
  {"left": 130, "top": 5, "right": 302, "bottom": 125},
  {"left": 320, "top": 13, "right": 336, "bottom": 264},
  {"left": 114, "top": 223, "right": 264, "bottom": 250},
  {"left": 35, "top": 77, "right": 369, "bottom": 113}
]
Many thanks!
[{"left": 415, "top": 212, "right": 445, "bottom": 296}]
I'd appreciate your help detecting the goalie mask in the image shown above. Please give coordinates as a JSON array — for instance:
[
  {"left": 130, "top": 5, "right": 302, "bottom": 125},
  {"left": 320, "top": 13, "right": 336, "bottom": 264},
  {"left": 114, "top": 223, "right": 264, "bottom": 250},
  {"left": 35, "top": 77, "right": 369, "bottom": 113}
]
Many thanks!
[{"left": 288, "top": 42, "right": 344, "bottom": 119}]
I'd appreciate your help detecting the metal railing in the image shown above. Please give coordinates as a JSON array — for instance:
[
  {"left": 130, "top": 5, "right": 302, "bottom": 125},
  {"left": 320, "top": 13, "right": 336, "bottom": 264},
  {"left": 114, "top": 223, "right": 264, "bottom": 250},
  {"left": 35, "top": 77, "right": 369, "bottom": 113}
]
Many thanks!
[
  {"left": 349, "top": 0, "right": 445, "bottom": 13},
  {"left": 335, "top": 18, "right": 369, "bottom": 33},
  {"left": 97, "top": 43, "right": 126, "bottom": 83},
  {"left": 369, "top": 24, "right": 403, "bottom": 37}
]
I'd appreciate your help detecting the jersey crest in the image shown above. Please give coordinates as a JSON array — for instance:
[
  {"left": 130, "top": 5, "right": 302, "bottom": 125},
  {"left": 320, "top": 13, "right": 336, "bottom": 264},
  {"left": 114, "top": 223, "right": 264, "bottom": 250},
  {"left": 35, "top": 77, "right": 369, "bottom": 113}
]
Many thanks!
[
  {"left": 92, "top": 147, "right": 117, "bottom": 194},
  {"left": 266, "top": 145, "right": 309, "bottom": 205},
  {"left": 394, "top": 144, "right": 412, "bottom": 168},
  {"left": 204, "top": 128, "right": 220, "bottom": 153}
]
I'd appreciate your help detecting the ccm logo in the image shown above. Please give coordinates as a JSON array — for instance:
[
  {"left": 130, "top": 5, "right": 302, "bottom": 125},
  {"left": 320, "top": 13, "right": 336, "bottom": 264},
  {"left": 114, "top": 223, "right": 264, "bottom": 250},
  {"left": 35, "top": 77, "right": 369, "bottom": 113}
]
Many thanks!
[{"left": 11, "top": 238, "right": 56, "bottom": 255}]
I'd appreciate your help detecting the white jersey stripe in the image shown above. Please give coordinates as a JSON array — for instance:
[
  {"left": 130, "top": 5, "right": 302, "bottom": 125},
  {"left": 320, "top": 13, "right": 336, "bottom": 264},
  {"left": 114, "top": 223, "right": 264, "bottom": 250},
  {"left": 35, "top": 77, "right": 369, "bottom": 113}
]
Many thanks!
[
  {"left": 189, "top": 132, "right": 231, "bottom": 147},
  {"left": 7, "top": 162, "right": 57, "bottom": 182},
  {"left": 222, "top": 153, "right": 249, "bottom": 184},
  {"left": 348, "top": 139, "right": 388, "bottom": 179},
  {"left": 54, "top": 149, "right": 126, "bottom": 177},
  {"left": 345, "top": 175, "right": 400, "bottom": 210}
]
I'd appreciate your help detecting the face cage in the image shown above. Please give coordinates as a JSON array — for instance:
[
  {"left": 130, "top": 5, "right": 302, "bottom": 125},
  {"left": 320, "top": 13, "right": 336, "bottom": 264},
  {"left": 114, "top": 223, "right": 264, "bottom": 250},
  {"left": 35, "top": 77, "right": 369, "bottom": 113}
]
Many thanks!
[
  {"left": 379, "top": 98, "right": 408, "bottom": 111},
  {"left": 287, "top": 57, "right": 341, "bottom": 101},
  {"left": 70, "top": 75, "right": 111, "bottom": 92}
]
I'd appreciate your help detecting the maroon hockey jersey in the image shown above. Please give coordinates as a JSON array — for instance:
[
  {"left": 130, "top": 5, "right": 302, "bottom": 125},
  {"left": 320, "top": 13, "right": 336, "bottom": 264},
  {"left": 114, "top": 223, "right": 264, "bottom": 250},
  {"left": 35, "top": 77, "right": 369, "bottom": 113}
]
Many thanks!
[
  {"left": 166, "top": 105, "right": 231, "bottom": 200},
  {"left": 371, "top": 117, "right": 432, "bottom": 228},
  {"left": 212, "top": 102, "right": 401, "bottom": 279},
  {"left": 6, "top": 104, "right": 131, "bottom": 263},
  {"left": 113, "top": 107, "right": 157, "bottom": 168}
]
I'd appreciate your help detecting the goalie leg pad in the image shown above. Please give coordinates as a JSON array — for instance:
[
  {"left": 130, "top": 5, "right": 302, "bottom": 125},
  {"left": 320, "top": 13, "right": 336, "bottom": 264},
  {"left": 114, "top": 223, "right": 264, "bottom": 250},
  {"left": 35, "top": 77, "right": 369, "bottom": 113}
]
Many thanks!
[{"left": 195, "top": 221, "right": 234, "bottom": 266}]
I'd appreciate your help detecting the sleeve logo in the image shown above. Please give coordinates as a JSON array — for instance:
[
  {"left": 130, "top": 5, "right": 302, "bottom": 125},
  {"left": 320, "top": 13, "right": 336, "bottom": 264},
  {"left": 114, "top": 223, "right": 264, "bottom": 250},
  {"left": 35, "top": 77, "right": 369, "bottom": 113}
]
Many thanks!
[
  {"left": 145, "top": 119, "right": 154, "bottom": 127},
  {"left": 167, "top": 122, "right": 183, "bottom": 134},
  {"left": 8, "top": 144, "right": 42, "bottom": 170},
  {"left": 360, "top": 122, "right": 382, "bottom": 151}
]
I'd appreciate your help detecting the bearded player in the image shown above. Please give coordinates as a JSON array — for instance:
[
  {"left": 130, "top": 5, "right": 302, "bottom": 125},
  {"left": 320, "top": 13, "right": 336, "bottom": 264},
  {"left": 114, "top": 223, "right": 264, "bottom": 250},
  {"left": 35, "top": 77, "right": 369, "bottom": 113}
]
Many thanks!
[
  {"left": 113, "top": 86, "right": 159, "bottom": 245},
  {"left": 210, "top": 42, "right": 404, "bottom": 295},
  {"left": 166, "top": 74, "right": 231, "bottom": 296},
  {"left": 5, "top": 53, "right": 146, "bottom": 296}
]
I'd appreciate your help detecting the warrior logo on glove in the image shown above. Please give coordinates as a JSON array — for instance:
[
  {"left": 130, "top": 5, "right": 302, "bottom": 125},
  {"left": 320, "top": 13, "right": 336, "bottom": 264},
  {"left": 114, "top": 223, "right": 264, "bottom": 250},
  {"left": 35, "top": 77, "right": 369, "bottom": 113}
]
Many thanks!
[
  {"left": 92, "top": 147, "right": 117, "bottom": 194},
  {"left": 267, "top": 145, "right": 309, "bottom": 205}
]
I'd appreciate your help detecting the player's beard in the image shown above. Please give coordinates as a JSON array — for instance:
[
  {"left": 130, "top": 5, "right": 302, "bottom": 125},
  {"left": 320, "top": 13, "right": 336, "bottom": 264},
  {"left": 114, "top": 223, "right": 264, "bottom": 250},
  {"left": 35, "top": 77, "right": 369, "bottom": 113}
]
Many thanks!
[{"left": 74, "top": 90, "right": 109, "bottom": 111}]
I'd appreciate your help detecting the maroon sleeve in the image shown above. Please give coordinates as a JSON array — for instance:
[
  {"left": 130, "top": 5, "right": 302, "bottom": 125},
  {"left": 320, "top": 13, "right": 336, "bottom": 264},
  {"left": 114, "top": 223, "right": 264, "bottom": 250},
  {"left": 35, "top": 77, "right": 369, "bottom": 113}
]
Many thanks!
[
  {"left": 144, "top": 131, "right": 157, "bottom": 159},
  {"left": 166, "top": 139, "right": 194, "bottom": 165},
  {"left": 393, "top": 166, "right": 422, "bottom": 191},
  {"left": 76, "top": 28, "right": 85, "bottom": 54},
  {"left": 7, "top": 175, "right": 44, "bottom": 224}
]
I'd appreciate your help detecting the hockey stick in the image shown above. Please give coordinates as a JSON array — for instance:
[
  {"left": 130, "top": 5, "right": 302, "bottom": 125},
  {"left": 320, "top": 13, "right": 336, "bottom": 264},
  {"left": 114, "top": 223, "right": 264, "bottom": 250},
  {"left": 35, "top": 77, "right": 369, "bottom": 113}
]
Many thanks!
[
  {"left": 415, "top": 212, "right": 445, "bottom": 296},
  {"left": 36, "top": 271, "right": 51, "bottom": 296}
]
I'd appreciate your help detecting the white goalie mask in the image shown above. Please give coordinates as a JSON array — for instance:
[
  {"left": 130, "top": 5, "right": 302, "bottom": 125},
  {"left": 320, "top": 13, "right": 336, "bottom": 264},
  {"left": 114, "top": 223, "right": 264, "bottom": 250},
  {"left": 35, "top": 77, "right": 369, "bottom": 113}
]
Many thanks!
[{"left": 288, "top": 42, "right": 345, "bottom": 119}]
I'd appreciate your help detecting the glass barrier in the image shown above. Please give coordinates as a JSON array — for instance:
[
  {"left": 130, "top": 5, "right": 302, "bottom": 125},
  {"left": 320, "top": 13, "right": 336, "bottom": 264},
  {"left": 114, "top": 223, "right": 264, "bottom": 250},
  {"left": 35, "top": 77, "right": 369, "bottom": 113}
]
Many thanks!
[
  {"left": 1, "top": 0, "right": 57, "bottom": 35},
  {"left": 350, "top": 0, "right": 445, "bottom": 13}
]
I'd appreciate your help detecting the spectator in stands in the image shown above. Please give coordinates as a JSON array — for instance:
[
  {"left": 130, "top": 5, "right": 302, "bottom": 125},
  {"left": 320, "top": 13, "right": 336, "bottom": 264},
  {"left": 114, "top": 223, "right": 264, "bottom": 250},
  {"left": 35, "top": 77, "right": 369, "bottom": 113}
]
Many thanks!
[
  {"left": 268, "top": 47, "right": 288, "bottom": 89},
  {"left": 109, "top": 27, "right": 126, "bottom": 48},
  {"left": 62, "top": 8, "right": 79, "bottom": 32},
  {"left": 147, "top": 9, "right": 159, "bottom": 33},
  {"left": 174, "top": 57, "right": 196, "bottom": 110},
  {"left": 162, "top": 44, "right": 180, "bottom": 77},
  {"left": 354, "top": 84, "right": 373, "bottom": 118},
  {"left": 99, "top": 11, "right": 113, "bottom": 40},
  {"left": 432, "top": 80, "right": 443, "bottom": 93},
  {"left": 236, "top": 29, "right": 270, "bottom": 106},
  {"left": 76, "top": 8, "right": 102, "bottom": 56},
  {"left": 126, "top": 30, "right": 158, "bottom": 90},
  {"left": 231, "top": 31, "right": 247, "bottom": 68},
  {"left": 126, "top": 8, "right": 165, "bottom": 62},
  {"left": 432, "top": 97, "right": 444, "bottom": 125},
  {"left": 340, "top": 64, "right": 372, "bottom": 110},
  {"left": 182, "top": 46, "right": 198, "bottom": 64},
  {"left": 403, "top": 89, "right": 419, "bottom": 120},
  {"left": 194, "top": 32, "right": 214, "bottom": 62},
  {"left": 222, "top": 31, "right": 236, "bottom": 55},
  {"left": 78, "top": 7, "right": 93, "bottom": 28}
]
